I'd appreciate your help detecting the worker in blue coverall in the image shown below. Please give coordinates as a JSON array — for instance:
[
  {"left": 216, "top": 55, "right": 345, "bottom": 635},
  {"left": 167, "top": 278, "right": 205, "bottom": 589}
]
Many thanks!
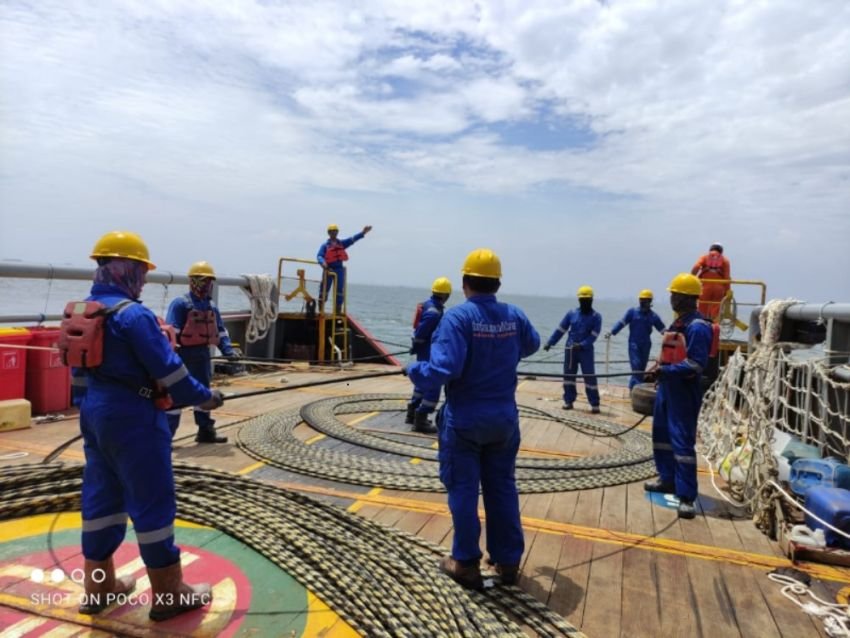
[
  {"left": 604, "top": 289, "right": 666, "bottom": 390},
  {"left": 543, "top": 286, "right": 602, "bottom": 413},
  {"left": 643, "top": 273, "right": 713, "bottom": 519},
  {"left": 406, "top": 248, "right": 540, "bottom": 590},
  {"left": 317, "top": 223, "right": 372, "bottom": 312},
  {"left": 406, "top": 276, "right": 452, "bottom": 434},
  {"left": 166, "top": 260, "right": 240, "bottom": 443},
  {"left": 71, "top": 231, "right": 222, "bottom": 620}
]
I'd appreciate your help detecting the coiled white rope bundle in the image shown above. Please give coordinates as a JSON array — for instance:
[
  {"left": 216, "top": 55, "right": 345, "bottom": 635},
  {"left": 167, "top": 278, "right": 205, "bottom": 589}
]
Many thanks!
[
  {"left": 767, "top": 571, "right": 850, "bottom": 637},
  {"left": 241, "top": 274, "right": 277, "bottom": 343}
]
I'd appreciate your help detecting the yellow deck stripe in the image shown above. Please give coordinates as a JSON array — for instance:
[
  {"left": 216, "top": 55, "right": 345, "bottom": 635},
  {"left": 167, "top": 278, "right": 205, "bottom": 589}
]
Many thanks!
[
  {"left": 347, "top": 487, "right": 383, "bottom": 514},
  {"left": 348, "top": 411, "right": 380, "bottom": 426},
  {"left": 266, "top": 479, "right": 850, "bottom": 583},
  {"left": 304, "top": 433, "right": 326, "bottom": 445},
  {"left": 237, "top": 461, "right": 266, "bottom": 475}
]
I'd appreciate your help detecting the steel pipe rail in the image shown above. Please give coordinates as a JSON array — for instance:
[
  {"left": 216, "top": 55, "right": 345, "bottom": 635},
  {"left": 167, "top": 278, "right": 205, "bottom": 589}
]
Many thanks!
[{"left": 0, "top": 261, "right": 251, "bottom": 287}]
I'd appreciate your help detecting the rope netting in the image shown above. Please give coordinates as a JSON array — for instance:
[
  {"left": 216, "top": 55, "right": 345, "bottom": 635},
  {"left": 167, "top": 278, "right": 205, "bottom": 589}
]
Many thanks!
[{"left": 698, "top": 299, "right": 850, "bottom": 533}]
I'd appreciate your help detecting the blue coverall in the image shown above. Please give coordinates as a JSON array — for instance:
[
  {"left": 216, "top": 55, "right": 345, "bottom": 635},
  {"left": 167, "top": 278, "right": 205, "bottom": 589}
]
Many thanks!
[
  {"left": 652, "top": 311, "right": 713, "bottom": 502},
  {"left": 317, "top": 231, "right": 366, "bottom": 312},
  {"left": 166, "top": 293, "right": 235, "bottom": 435},
  {"left": 408, "top": 294, "right": 540, "bottom": 566},
  {"left": 546, "top": 309, "right": 602, "bottom": 407},
  {"left": 409, "top": 295, "right": 447, "bottom": 415},
  {"left": 76, "top": 284, "right": 211, "bottom": 568},
  {"left": 610, "top": 306, "right": 666, "bottom": 390}
]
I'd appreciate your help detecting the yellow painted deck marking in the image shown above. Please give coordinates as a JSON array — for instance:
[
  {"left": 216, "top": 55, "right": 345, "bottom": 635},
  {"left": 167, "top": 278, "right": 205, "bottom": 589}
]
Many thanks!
[
  {"left": 266, "top": 480, "right": 850, "bottom": 583},
  {"left": 410, "top": 458, "right": 422, "bottom": 464},
  {"left": 237, "top": 461, "right": 266, "bottom": 475},
  {"left": 348, "top": 411, "right": 380, "bottom": 426},
  {"left": 305, "top": 433, "right": 326, "bottom": 445},
  {"left": 347, "top": 487, "right": 383, "bottom": 514},
  {"left": 306, "top": 592, "right": 360, "bottom": 637}
]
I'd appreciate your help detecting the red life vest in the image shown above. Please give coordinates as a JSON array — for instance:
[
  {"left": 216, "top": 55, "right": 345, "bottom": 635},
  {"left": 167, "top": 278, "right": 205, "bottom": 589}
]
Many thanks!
[
  {"left": 412, "top": 303, "right": 424, "bottom": 329},
  {"left": 659, "top": 319, "right": 720, "bottom": 365},
  {"left": 660, "top": 331, "right": 688, "bottom": 365},
  {"left": 324, "top": 241, "right": 349, "bottom": 266},
  {"left": 179, "top": 304, "right": 220, "bottom": 347},
  {"left": 58, "top": 299, "right": 134, "bottom": 368}
]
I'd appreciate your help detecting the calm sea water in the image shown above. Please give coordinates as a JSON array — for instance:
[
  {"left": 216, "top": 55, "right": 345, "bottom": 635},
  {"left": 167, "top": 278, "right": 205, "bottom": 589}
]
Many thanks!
[{"left": 0, "top": 276, "right": 680, "bottom": 386}]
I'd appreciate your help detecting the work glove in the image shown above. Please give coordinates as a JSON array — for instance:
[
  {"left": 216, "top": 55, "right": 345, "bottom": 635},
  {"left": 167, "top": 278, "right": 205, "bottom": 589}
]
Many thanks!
[
  {"left": 604, "top": 331, "right": 611, "bottom": 339},
  {"left": 198, "top": 389, "right": 224, "bottom": 410},
  {"left": 401, "top": 363, "right": 412, "bottom": 377},
  {"left": 226, "top": 348, "right": 243, "bottom": 361},
  {"left": 543, "top": 344, "right": 551, "bottom": 352},
  {"left": 643, "top": 366, "right": 661, "bottom": 384}
]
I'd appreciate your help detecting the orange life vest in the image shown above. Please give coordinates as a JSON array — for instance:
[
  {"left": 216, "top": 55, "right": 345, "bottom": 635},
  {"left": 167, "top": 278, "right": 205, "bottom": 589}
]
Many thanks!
[
  {"left": 324, "top": 241, "right": 349, "bottom": 266},
  {"left": 179, "top": 304, "right": 220, "bottom": 347},
  {"left": 700, "top": 251, "right": 725, "bottom": 279},
  {"left": 412, "top": 303, "right": 424, "bottom": 329},
  {"left": 58, "top": 299, "right": 134, "bottom": 368}
]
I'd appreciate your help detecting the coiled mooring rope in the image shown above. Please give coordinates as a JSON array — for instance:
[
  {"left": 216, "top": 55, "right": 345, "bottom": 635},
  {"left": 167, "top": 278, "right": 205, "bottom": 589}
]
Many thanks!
[
  {"left": 237, "top": 394, "right": 656, "bottom": 493},
  {"left": 0, "top": 462, "right": 584, "bottom": 637}
]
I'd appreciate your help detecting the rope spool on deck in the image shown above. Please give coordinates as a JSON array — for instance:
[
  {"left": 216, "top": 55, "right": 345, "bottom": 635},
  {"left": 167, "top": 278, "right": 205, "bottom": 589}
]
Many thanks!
[
  {"left": 0, "top": 462, "right": 584, "bottom": 637},
  {"left": 237, "top": 394, "right": 656, "bottom": 493}
]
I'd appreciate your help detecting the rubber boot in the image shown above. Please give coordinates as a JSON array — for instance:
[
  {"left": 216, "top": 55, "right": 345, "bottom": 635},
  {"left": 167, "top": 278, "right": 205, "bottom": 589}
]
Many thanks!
[
  {"left": 147, "top": 561, "right": 212, "bottom": 622},
  {"left": 412, "top": 411, "right": 437, "bottom": 434},
  {"left": 439, "top": 556, "right": 483, "bottom": 591},
  {"left": 495, "top": 563, "right": 520, "bottom": 586},
  {"left": 678, "top": 500, "right": 697, "bottom": 519},
  {"left": 643, "top": 478, "right": 675, "bottom": 494},
  {"left": 405, "top": 403, "right": 416, "bottom": 425},
  {"left": 196, "top": 425, "right": 227, "bottom": 443},
  {"left": 78, "top": 557, "right": 136, "bottom": 615}
]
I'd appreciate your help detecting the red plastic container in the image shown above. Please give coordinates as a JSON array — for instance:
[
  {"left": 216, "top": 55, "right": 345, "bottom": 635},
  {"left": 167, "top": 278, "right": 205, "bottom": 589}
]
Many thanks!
[
  {"left": 25, "top": 327, "right": 71, "bottom": 414},
  {"left": 0, "top": 328, "right": 32, "bottom": 401}
]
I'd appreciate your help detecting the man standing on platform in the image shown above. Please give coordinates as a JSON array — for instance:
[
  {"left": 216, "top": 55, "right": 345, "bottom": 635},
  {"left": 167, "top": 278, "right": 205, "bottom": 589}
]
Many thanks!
[{"left": 406, "top": 248, "right": 540, "bottom": 590}]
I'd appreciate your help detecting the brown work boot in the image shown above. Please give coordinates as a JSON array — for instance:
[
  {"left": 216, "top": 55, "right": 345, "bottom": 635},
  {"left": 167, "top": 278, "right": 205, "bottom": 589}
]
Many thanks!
[
  {"left": 78, "top": 557, "right": 136, "bottom": 615},
  {"left": 147, "top": 561, "right": 212, "bottom": 622},
  {"left": 439, "top": 556, "right": 483, "bottom": 591}
]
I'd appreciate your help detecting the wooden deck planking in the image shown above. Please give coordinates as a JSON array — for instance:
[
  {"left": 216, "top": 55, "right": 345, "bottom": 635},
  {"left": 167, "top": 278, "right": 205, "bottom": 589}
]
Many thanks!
[
  {"left": 580, "top": 484, "right": 626, "bottom": 637},
  {"left": 1, "top": 367, "right": 843, "bottom": 638},
  {"left": 620, "top": 481, "right": 664, "bottom": 637}
]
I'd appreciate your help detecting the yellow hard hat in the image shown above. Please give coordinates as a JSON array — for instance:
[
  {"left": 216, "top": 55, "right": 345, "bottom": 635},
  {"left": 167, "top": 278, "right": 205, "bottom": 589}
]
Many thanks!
[
  {"left": 577, "top": 285, "right": 594, "bottom": 299},
  {"left": 431, "top": 277, "right": 452, "bottom": 295},
  {"left": 90, "top": 231, "right": 156, "bottom": 271},
  {"left": 461, "top": 248, "right": 502, "bottom": 279},
  {"left": 188, "top": 261, "right": 216, "bottom": 279},
  {"left": 668, "top": 273, "right": 702, "bottom": 296},
  {"left": 327, "top": 223, "right": 339, "bottom": 232},
  {"left": 639, "top": 289, "right": 653, "bottom": 300}
]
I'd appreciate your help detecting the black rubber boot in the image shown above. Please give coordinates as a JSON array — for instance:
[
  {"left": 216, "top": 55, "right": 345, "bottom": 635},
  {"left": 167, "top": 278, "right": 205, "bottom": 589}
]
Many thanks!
[
  {"left": 644, "top": 478, "right": 675, "bottom": 494},
  {"left": 678, "top": 500, "right": 697, "bottom": 519},
  {"left": 405, "top": 403, "right": 416, "bottom": 425},
  {"left": 412, "top": 411, "right": 437, "bottom": 434},
  {"left": 196, "top": 426, "right": 227, "bottom": 443}
]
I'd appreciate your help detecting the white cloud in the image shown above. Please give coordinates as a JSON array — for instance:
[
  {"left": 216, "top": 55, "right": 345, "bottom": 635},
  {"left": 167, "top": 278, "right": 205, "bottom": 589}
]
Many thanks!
[{"left": 1, "top": 0, "right": 848, "bottom": 302}]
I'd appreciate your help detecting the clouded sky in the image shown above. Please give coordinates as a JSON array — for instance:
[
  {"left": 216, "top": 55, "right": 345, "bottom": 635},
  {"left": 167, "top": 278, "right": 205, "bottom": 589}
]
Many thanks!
[{"left": 2, "top": 0, "right": 848, "bottom": 303}]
